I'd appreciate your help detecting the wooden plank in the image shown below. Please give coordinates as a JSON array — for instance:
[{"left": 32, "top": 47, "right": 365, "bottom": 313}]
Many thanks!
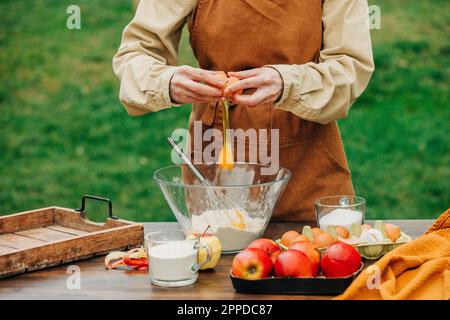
[
  {"left": 15, "top": 228, "right": 75, "bottom": 242},
  {"left": 45, "top": 225, "right": 89, "bottom": 236},
  {"left": 52, "top": 207, "right": 131, "bottom": 232},
  {"left": 0, "top": 245, "right": 17, "bottom": 255},
  {"left": 0, "top": 207, "right": 54, "bottom": 233},
  {"left": 0, "top": 234, "right": 47, "bottom": 250},
  {"left": 0, "top": 220, "right": 434, "bottom": 300},
  {"left": 53, "top": 207, "right": 104, "bottom": 232}
]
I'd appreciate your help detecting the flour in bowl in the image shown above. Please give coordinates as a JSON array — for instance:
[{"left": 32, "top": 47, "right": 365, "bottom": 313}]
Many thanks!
[{"left": 191, "top": 209, "right": 266, "bottom": 252}]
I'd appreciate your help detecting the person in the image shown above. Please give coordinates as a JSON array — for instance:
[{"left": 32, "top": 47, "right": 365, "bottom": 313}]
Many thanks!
[{"left": 113, "top": 0, "right": 374, "bottom": 222}]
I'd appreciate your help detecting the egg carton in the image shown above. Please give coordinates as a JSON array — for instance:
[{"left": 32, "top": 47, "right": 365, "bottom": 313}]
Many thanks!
[
  {"left": 276, "top": 230, "right": 412, "bottom": 260},
  {"left": 351, "top": 232, "right": 411, "bottom": 260}
]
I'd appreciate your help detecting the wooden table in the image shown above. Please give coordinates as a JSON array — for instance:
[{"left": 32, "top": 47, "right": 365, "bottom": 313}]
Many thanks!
[{"left": 0, "top": 220, "right": 433, "bottom": 300}]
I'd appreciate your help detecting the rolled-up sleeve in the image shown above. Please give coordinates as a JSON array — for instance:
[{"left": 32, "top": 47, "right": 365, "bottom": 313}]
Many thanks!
[
  {"left": 112, "top": 0, "right": 196, "bottom": 115},
  {"left": 269, "top": 0, "right": 375, "bottom": 124}
]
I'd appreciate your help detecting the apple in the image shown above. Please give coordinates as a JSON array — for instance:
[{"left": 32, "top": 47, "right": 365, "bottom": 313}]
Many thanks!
[
  {"left": 270, "top": 250, "right": 282, "bottom": 263},
  {"left": 246, "top": 239, "right": 281, "bottom": 263},
  {"left": 289, "top": 241, "right": 320, "bottom": 275},
  {"left": 186, "top": 231, "right": 221, "bottom": 270},
  {"left": 321, "top": 242, "right": 362, "bottom": 278},
  {"left": 231, "top": 248, "right": 273, "bottom": 280},
  {"left": 187, "top": 229, "right": 214, "bottom": 238},
  {"left": 198, "top": 235, "right": 222, "bottom": 270},
  {"left": 273, "top": 249, "right": 315, "bottom": 278}
]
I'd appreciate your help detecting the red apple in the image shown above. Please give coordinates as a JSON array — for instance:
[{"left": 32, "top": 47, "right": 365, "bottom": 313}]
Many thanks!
[
  {"left": 247, "top": 238, "right": 282, "bottom": 263},
  {"left": 273, "top": 249, "right": 315, "bottom": 278},
  {"left": 270, "top": 250, "right": 282, "bottom": 264},
  {"left": 231, "top": 248, "right": 273, "bottom": 280},
  {"left": 289, "top": 241, "right": 321, "bottom": 276},
  {"left": 321, "top": 242, "right": 362, "bottom": 278}
]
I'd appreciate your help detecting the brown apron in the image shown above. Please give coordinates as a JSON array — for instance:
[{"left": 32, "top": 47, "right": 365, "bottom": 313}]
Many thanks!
[{"left": 187, "top": 0, "right": 354, "bottom": 222}]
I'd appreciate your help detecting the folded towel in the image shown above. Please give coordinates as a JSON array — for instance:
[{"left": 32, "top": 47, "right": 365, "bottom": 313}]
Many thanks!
[{"left": 337, "top": 209, "right": 450, "bottom": 300}]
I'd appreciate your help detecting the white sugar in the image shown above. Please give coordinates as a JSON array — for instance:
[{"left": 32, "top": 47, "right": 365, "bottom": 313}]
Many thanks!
[
  {"left": 319, "top": 208, "right": 363, "bottom": 231},
  {"left": 148, "top": 242, "right": 196, "bottom": 259}
]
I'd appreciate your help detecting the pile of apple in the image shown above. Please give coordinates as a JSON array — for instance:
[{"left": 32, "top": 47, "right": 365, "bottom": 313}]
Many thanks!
[{"left": 231, "top": 235, "right": 362, "bottom": 280}]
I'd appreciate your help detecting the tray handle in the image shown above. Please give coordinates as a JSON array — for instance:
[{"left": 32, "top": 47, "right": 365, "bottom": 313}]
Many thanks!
[{"left": 75, "top": 195, "right": 119, "bottom": 220}]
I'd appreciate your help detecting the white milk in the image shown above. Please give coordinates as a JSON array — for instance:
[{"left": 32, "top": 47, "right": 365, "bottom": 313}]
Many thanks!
[
  {"left": 148, "top": 242, "right": 197, "bottom": 281},
  {"left": 319, "top": 208, "right": 363, "bottom": 231}
]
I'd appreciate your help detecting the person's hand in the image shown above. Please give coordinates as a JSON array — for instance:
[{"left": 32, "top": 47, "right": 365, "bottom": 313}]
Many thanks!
[
  {"left": 224, "top": 67, "right": 283, "bottom": 106},
  {"left": 169, "top": 66, "right": 227, "bottom": 104}
]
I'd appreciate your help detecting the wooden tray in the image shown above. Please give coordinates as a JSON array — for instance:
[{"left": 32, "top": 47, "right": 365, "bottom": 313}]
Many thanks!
[{"left": 0, "top": 195, "right": 144, "bottom": 279}]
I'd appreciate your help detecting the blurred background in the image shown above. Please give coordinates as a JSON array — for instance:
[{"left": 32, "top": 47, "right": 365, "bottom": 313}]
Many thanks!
[{"left": 0, "top": 0, "right": 448, "bottom": 222}]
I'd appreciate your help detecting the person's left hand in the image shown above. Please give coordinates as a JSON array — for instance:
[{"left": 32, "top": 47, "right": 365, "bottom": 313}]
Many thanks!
[{"left": 223, "top": 67, "right": 283, "bottom": 106}]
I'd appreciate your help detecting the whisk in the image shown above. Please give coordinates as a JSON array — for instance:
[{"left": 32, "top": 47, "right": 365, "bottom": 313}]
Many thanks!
[{"left": 167, "top": 137, "right": 247, "bottom": 228}]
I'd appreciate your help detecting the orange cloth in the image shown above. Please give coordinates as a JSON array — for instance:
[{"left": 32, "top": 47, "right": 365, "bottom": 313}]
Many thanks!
[{"left": 337, "top": 209, "right": 450, "bottom": 300}]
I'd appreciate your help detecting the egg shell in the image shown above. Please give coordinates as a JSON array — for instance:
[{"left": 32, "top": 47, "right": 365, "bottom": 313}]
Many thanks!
[{"left": 360, "top": 228, "right": 384, "bottom": 244}]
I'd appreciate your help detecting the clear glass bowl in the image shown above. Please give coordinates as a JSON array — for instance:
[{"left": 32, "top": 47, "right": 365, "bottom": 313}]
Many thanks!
[{"left": 153, "top": 163, "right": 291, "bottom": 253}]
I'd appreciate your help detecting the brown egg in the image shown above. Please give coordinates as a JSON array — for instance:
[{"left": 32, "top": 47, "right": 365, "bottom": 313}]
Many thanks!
[
  {"left": 385, "top": 223, "right": 401, "bottom": 242},
  {"left": 311, "top": 228, "right": 324, "bottom": 240},
  {"left": 335, "top": 226, "right": 350, "bottom": 239},
  {"left": 288, "top": 235, "right": 311, "bottom": 248},
  {"left": 315, "top": 232, "right": 336, "bottom": 249},
  {"left": 280, "top": 230, "right": 300, "bottom": 247}
]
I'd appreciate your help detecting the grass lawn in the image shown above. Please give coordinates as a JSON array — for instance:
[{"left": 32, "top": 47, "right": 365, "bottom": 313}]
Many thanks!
[{"left": 0, "top": 0, "right": 448, "bottom": 222}]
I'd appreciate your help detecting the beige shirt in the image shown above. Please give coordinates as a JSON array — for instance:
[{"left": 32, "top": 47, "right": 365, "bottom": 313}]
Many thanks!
[{"left": 113, "top": 0, "right": 374, "bottom": 124}]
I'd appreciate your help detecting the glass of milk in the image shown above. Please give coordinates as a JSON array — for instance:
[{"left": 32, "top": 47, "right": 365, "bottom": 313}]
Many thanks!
[
  {"left": 145, "top": 230, "right": 212, "bottom": 287},
  {"left": 315, "top": 195, "right": 366, "bottom": 232}
]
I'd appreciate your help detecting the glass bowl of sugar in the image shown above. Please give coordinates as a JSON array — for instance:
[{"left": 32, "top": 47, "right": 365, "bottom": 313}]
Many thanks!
[{"left": 315, "top": 195, "right": 366, "bottom": 232}]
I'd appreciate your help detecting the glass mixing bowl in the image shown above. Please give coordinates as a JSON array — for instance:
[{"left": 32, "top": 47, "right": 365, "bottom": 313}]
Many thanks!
[{"left": 153, "top": 163, "right": 291, "bottom": 253}]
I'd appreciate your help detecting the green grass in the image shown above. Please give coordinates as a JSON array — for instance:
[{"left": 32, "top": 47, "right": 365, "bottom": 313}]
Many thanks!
[{"left": 0, "top": 0, "right": 448, "bottom": 222}]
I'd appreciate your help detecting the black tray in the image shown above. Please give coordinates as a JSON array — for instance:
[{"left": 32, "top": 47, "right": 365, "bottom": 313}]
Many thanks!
[{"left": 230, "top": 263, "right": 363, "bottom": 295}]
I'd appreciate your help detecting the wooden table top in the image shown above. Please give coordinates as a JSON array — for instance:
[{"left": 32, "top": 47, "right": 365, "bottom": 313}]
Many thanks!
[{"left": 0, "top": 220, "right": 433, "bottom": 300}]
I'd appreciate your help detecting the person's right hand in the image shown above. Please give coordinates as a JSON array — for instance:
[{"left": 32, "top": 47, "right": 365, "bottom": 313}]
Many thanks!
[{"left": 169, "top": 66, "right": 227, "bottom": 104}]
